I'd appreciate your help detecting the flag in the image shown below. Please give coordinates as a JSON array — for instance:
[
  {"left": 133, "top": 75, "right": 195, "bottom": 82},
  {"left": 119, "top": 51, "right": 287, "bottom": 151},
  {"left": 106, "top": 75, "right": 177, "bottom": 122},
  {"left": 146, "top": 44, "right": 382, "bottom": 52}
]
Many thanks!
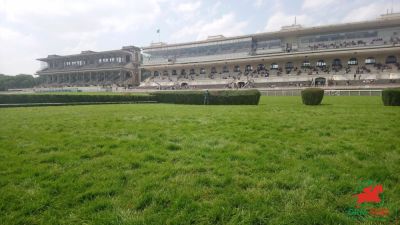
[{"left": 156, "top": 29, "right": 160, "bottom": 34}]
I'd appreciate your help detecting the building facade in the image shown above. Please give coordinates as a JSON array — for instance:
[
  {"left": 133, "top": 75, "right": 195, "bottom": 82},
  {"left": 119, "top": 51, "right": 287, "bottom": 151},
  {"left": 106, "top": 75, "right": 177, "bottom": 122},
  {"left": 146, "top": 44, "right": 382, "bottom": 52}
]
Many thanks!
[
  {"left": 140, "top": 13, "right": 400, "bottom": 89},
  {"left": 37, "top": 13, "right": 400, "bottom": 89},
  {"left": 37, "top": 46, "right": 141, "bottom": 87}
]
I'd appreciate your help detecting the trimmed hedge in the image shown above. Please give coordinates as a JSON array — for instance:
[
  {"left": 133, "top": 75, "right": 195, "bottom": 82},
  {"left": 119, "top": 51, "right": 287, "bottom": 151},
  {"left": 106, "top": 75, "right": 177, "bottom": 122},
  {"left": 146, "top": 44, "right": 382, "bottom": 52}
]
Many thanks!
[
  {"left": 152, "top": 89, "right": 261, "bottom": 105},
  {"left": 301, "top": 88, "right": 324, "bottom": 105},
  {"left": 0, "top": 94, "right": 155, "bottom": 104},
  {"left": 382, "top": 88, "right": 400, "bottom": 106},
  {"left": 151, "top": 91, "right": 205, "bottom": 104},
  {"left": 208, "top": 90, "right": 261, "bottom": 105}
]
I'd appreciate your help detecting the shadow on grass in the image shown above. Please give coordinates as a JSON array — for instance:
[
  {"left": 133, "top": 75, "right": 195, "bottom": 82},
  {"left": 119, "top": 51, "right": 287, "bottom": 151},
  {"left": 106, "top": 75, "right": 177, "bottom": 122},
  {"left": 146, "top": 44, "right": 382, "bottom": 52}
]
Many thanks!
[{"left": 301, "top": 103, "right": 332, "bottom": 107}]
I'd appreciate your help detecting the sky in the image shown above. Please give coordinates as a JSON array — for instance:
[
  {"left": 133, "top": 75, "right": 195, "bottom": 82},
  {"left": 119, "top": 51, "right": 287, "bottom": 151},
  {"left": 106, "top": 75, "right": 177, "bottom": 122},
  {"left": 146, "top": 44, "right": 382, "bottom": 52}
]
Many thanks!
[{"left": 0, "top": 0, "right": 399, "bottom": 75}]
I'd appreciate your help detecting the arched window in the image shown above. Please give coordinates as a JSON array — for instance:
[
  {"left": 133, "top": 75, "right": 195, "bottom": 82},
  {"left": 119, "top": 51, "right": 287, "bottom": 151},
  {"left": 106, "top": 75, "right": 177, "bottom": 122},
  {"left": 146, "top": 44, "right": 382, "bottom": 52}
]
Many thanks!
[
  {"left": 234, "top": 65, "right": 240, "bottom": 72},
  {"left": 223, "top": 65, "right": 229, "bottom": 73},
  {"left": 245, "top": 65, "right": 252, "bottom": 72},
  {"left": 332, "top": 59, "right": 342, "bottom": 66},
  {"left": 285, "top": 62, "right": 294, "bottom": 69},
  {"left": 163, "top": 70, "right": 169, "bottom": 76},
  {"left": 348, "top": 58, "right": 358, "bottom": 65},
  {"left": 172, "top": 70, "right": 177, "bottom": 75},
  {"left": 189, "top": 68, "right": 195, "bottom": 75},
  {"left": 257, "top": 64, "right": 265, "bottom": 71},
  {"left": 302, "top": 60, "right": 311, "bottom": 68},
  {"left": 154, "top": 71, "right": 159, "bottom": 76},
  {"left": 270, "top": 63, "right": 279, "bottom": 70},
  {"left": 386, "top": 55, "right": 397, "bottom": 64},
  {"left": 180, "top": 69, "right": 186, "bottom": 75},
  {"left": 365, "top": 57, "right": 376, "bottom": 65},
  {"left": 211, "top": 67, "right": 217, "bottom": 74},
  {"left": 200, "top": 68, "right": 206, "bottom": 74},
  {"left": 316, "top": 60, "right": 326, "bottom": 68}
]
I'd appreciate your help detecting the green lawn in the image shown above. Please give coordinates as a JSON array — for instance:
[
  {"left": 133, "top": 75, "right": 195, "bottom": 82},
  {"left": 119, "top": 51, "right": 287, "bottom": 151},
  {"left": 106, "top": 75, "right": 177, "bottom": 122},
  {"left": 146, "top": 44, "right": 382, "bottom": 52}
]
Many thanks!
[{"left": 0, "top": 96, "right": 399, "bottom": 224}]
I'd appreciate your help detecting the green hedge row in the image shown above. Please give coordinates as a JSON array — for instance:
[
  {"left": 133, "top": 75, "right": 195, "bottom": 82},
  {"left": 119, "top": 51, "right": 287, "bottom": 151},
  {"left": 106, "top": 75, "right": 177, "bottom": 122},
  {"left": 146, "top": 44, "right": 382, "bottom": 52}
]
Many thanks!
[
  {"left": 0, "top": 94, "right": 155, "bottom": 104},
  {"left": 0, "top": 90, "right": 261, "bottom": 105},
  {"left": 152, "top": 89, "right": 261, "bottom": 105},
  {"left": 382, "top": 88, "right": 400, "bottom": 106},
  {"left": 301, "top": 88, "right": 324, "bottom": 105}
]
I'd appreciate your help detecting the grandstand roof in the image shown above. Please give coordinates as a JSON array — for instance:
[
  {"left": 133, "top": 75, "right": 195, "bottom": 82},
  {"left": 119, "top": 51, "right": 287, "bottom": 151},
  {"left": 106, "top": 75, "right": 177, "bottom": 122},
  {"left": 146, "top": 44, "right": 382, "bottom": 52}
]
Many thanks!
[
  {"left": 37, "top": 46, "right": 140, "bottom": 62},
  {"left": 142, "top": 13, "right": 400, "bottom": 50}
]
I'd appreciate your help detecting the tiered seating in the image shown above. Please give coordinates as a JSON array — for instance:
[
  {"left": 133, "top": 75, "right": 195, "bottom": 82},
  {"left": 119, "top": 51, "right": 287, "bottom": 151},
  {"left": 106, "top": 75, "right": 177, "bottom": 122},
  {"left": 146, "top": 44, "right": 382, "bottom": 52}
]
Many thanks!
[
  {"left": 299, "top": 36, "right": 400, "bottom": 52},
  {"left": 139, "top": 63, "right": 400, "bottom": 89}
]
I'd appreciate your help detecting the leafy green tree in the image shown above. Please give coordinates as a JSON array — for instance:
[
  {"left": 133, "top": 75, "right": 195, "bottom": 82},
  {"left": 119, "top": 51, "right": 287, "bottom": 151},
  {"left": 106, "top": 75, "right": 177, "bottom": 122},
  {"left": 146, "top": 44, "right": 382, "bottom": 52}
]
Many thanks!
[{"left": 0, "top": 74, "right": 40, "bottom": 91}]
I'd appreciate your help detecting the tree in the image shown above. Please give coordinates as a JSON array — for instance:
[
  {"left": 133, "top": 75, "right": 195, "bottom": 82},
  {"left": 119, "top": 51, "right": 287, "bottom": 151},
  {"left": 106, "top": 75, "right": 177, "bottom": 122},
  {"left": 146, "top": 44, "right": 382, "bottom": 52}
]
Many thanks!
[{"left": 0, "top": 74, "right": 40, "bottom": 91}]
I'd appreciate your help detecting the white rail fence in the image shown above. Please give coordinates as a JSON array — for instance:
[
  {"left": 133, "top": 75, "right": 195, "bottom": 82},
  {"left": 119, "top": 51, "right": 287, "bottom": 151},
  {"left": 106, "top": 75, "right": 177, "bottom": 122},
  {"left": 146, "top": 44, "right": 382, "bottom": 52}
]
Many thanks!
[{"left": 261, "top": 89, "right": 382, "bottom": 96}]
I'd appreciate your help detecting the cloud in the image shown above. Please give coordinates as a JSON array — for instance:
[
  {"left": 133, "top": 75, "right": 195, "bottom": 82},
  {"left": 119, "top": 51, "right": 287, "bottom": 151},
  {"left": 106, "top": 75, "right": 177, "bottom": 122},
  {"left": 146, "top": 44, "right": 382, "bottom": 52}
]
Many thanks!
[
  {"left": 342, "top": 1, "right": 400, "bottom": 22},
  {"left": 171, "top": 13, "right": 248, "bottom": 42},
  {"left": 1, "top": 0, "right": 399, "bottom": 75},
  {"left": 175, "top": 1, "right": 201, "bottom": 13},
  {"left": 0, "top": 26, "right": 41, "bottom": 75},
  {"left": 0, "top": 0, "right": 164, "bottom": 74},
  {"left": 254, "top": 0, "right": 264, "bottom": 7},
  {"left": 302, "top": 0, "right": 336, "bottom": 10},
  {"left": 264, "top": 12, "right": 314, "bottom": 31}
]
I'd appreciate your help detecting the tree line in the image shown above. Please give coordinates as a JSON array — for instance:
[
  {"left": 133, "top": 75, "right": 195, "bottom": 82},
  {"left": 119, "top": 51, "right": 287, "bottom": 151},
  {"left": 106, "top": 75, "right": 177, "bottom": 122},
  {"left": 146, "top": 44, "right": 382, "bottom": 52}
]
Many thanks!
[{"left": 0, "top": 74, "right": 42, "bottom": 91}]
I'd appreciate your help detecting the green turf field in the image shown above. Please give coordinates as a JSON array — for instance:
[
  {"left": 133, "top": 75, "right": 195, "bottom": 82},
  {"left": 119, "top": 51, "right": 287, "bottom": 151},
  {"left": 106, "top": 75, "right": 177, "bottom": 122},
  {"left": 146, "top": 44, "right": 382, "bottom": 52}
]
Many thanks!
[{"left": 0, "top": 96, "right": 399, "bottom": 224}]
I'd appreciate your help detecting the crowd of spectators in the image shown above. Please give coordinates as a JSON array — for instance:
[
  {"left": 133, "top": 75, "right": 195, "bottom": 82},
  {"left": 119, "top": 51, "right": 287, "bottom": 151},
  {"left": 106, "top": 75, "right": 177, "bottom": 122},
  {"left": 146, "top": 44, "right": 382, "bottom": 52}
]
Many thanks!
[
  {"left": 305, "top": 35, "right": 400, "bottom": 51},
  {"left": 146, "top": 61, "right": 400, "bottom": 86}
]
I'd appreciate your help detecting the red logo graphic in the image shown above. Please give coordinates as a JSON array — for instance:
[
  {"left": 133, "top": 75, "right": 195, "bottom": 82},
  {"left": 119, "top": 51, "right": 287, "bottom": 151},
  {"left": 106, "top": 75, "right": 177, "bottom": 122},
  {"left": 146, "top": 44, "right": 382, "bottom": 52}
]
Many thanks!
[
  {"left": 347, "top": 179, "right": 395, "bottom": 221},
  {"left": 354, "top": 185, "right": 383, "bottom": 206}
]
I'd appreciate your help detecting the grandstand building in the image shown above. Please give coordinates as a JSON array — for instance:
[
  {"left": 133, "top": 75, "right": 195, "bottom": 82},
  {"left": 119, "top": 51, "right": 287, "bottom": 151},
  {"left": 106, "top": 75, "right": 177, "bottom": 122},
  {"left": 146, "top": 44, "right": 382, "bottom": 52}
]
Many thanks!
[
  {"left": 37, "top": 13, "right": 400, "bottom": 89},
  {"left": 140, "top": 13, "right": 400, "bottom": 89},
  {"left": 36, "top": 46, "right": 141, "bottom": 87}
]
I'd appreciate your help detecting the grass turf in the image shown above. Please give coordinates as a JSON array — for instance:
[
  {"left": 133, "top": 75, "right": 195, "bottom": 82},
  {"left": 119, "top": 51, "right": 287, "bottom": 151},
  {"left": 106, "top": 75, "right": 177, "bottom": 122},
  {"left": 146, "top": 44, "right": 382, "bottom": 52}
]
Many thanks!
[{"left": 0, "top": 96, "right": 399, "bottom": 224}]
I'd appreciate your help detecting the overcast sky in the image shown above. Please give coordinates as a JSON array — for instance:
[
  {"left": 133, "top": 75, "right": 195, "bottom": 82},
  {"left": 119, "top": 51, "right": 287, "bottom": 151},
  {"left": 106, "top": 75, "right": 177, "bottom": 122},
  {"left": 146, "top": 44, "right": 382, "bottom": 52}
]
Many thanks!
[{"left": 0, "top": 0, "right": 399, "bottom": 75}]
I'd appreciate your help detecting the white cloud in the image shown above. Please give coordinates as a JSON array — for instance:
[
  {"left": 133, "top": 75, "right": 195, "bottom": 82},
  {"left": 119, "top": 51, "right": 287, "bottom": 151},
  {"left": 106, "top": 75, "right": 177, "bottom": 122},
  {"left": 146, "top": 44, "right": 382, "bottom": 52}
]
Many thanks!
[
  {"left": 264, "top": 12, "right": 314, "bottom": 31},
  {"left": 342, "top": 2, "right": 400, "bottom": 22},
  {"left": 1, "top": 0, "right": 399, "bottom": 75},
  {"left": 0, "top": 0, "right": 164, "bottom": 74},
  {"left": 0, "top": 26, "right": 41, "bottom": 75},
  {"left": 302, "top": 0, "right": 336, "bottom": 10},
  {"left": 254, "top": 0, "right": 264, "bottom": 7},
  {"left": 175, "top": 1, "right": 201, "bottom": 13},
  {"left": 171, "top": 13, "right": 247, "bottom": 42}
]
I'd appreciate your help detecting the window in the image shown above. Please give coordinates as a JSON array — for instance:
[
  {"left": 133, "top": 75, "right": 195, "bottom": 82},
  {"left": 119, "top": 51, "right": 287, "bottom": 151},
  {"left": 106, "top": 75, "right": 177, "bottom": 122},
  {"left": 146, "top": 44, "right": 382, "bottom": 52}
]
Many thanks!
[
  {"left": 257, "top": 64, "right": 266, "bottom": 71},
  {"left": 348, "top": 58, "right": 358, "bottom": 65},
  {"left": 189, "top": 68, "right": 195, "bottom": 75},
  {"left": 172, "top": 70, "right": 177, "bottom": 75},
  {"left": 211, "top": 67, "right": 217, "bottom": 74},
  {"left": 223, "top": 65, "right": 229, "bottom": 73},
  {"left": 234, "top": 65, "right": 240, "bottom": 72},
  {"left": 365, "top": 57, "right": 376, "bottom": 65},
  {"left": 180, "top": 69, "right": 186, "bottom": 75},
  {"left": 200, "top": 68, "right": 206, "bottom": 74},
  {"left": 316, "top": 60, "right": 326, "bottom": 68},
  {"left": 386, "top": 55, "right": 397, "bottom": 64},
  {"left": 302, "top": 60, "right": 311, "bottom": 68},
  {"left": 285, "top": 62, "right": 294, "bottom": 69},
  {"left": 270, "top": 63, "right": 279, "bottom": 70},
  {"left": 163, "top": 70, "right": 169, "bottom": 76},
  {"left": 154, "top": 71, "right": 159, "bottom": 76},
  {"left": 332, "top": 59, "right": 341, "bottom": 66},
  {"left": 245, "top": 65, "right": 252, "bottom": 72}
]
